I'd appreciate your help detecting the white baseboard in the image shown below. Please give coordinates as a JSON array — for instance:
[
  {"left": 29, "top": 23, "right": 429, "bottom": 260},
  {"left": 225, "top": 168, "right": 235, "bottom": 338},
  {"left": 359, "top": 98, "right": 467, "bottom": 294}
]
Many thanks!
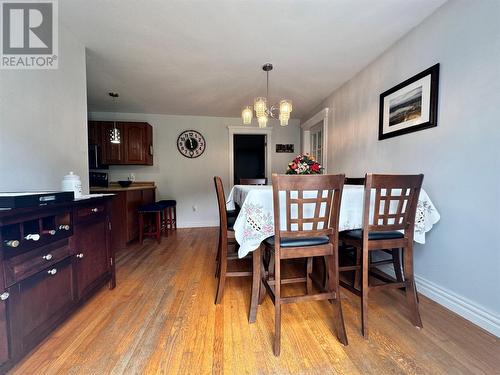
[
  {"left": 177, "top": 221, "right": 218, "bottom": 228},
  {"left": 377, "top": 264, "right": 500, "bottom": 337},
  {"left": 414, "top": 274, "right": 500, "bottom": 337}
]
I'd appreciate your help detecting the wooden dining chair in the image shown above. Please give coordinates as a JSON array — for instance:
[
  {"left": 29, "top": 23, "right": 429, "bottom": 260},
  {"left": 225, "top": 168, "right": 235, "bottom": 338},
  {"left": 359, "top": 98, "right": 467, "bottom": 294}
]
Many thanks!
[
  {"left": 213, "top": 177, "right": 252, "bottom": 304},
  {"left": 239, "top": 178, "right": 267, "bottom": 185},
  {"left": 341, "top": 177, "right": 404, "bottom": 291},
  {"left": 341, "top": 173, "right": 424, "bottom": 338},
  {"left": 260, "top": 173, "right": 348, "bottom": 356}
]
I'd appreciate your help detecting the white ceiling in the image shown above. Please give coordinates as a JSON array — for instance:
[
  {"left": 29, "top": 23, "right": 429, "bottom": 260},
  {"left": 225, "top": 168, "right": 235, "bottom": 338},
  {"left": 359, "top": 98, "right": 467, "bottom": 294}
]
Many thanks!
[{"left": 61, "top": 0, "right": 446, "bottom": 119}]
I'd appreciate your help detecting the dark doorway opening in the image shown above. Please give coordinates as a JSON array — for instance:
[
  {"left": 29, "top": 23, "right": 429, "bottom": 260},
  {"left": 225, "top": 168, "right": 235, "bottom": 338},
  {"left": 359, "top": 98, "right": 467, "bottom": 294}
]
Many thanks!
[{"left": 233, "top": 134, "right": 266, "bottom": 185}]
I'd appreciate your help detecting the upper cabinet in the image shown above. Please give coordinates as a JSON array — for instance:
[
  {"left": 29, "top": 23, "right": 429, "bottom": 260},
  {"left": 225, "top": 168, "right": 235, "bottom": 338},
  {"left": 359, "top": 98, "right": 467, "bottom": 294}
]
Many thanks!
[{"left": 88, "top": 121, "right": 153, "bottom": 166}]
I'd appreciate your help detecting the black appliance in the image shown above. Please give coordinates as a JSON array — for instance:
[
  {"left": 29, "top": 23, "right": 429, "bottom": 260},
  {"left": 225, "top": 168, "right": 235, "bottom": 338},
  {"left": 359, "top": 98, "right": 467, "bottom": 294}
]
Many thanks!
[
  {"left": 0, "top": 191, "right": 75, "bottom": 209},
  {"left": 88, "top": 144, "right": 108, "bottom": 169},
  {"left": 89, "top": 171, "right": 109, "bottom": 188}
]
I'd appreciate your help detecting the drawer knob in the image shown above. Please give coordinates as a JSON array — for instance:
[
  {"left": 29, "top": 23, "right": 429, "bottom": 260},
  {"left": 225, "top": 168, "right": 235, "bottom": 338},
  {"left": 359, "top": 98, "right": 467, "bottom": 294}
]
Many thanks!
[
  {"left": 91, "top": 208, "right": 99, "bottom": 213},
  {"left": 47, "top": 268, "right": 57, "bottom": 276},
  {"left": 0, "top": 292, "right": 9, "bottom": 301},
  {"left": 42, "top": 254, "right": 53, "bottom": 261},
  {"left": 76, "top": 253, "right": 84, "bottom": 259}
]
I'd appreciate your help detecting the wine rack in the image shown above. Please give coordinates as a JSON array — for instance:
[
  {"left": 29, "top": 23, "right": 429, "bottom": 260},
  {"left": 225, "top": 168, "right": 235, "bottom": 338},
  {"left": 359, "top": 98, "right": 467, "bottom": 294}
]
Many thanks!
[{"left": 0, "top": 212, "right": 73, "bottom": 257}]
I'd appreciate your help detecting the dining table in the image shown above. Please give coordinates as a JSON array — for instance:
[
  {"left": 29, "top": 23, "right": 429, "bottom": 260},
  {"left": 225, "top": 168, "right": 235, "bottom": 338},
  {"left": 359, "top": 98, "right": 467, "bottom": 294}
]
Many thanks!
[{"left": 227, "top": 184, "right": 440, "bottom": 259}]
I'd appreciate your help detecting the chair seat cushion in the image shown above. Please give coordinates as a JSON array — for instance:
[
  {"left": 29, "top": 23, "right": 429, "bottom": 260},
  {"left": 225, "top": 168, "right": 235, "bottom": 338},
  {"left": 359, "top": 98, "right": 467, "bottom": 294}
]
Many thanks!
[
  {"left": 138, "top": 203, "right": 163, "bottom": 213},
  {"left": 264, "top": 235, "right": 330, "bottom": 248},
  {"left": 158, "top": 200, "right": 177, "bottom": 207},
  {"left": 227, "top": 215, "right": 236, "bottom": 230},
  {"left": 343, "top": 229, "right": 403, "bottom": 240}
]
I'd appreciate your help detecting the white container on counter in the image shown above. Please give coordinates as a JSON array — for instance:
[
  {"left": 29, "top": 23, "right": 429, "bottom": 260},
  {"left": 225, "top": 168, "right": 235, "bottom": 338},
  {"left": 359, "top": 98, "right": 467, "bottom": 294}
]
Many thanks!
[{"left": 62, "top": 171, "right": 82, "bottom": 198}]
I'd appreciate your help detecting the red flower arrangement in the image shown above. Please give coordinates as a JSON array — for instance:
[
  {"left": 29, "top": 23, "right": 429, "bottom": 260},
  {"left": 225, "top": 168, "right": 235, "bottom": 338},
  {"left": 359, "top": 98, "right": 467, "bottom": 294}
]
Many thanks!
[{"left": 286, "top": 154, "right": 323, "bottom": 175}]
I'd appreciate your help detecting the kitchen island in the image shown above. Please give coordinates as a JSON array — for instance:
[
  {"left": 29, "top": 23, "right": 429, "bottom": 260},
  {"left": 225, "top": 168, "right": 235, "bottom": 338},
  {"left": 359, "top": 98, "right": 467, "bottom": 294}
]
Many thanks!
[{"left": 90, "top": 182, "right": 156, "bottom": 250}]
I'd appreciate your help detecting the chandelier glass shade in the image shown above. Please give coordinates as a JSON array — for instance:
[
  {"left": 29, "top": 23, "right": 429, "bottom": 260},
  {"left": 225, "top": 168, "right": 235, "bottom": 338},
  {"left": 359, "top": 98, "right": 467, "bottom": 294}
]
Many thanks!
[
  {"left": 110, "top": 127, "right": 121, "bottom": 144},
  {"left": 257, "top": 114, "right": 268, "bottom": 128},
  {"left": 242, "top": 106, "right": 253, "bottom": 125},
  {"left": 254, "top": 97, "right": 267, "bottom": 118},
  {"left": 109, "top": 92, "right": 121, "bottom": 144},
  {"left": 242, "top": 63, "right": 292, "bottom": 127}
]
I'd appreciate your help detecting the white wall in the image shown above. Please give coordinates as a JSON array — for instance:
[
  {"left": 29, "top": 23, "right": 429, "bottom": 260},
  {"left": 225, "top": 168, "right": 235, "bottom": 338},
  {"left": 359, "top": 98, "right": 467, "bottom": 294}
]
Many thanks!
[
  {"left": 304, "top": 0, "right": 500, "bottom": 335},
  {"left": 88, "top": 112, "right": 300, "bottom": 227},
  {"left": 0, "top": 26, "right": 89, "bottom": 193}
]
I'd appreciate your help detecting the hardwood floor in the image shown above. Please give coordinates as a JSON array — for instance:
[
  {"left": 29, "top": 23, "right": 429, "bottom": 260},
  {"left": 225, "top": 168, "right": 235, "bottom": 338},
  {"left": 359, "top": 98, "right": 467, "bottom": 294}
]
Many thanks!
[{"left": 10, "top": 228, "right": 499, "bottom": 374}]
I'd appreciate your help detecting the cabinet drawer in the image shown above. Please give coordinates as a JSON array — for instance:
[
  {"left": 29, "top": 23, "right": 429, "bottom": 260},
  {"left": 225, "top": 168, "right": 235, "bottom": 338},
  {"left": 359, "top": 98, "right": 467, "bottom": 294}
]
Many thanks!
[
  {"left": 4, "top": 239, "right": 70, "bottom": 287},
  {"left": 75, "top": 203, "right": 106, "bottom": 224}
]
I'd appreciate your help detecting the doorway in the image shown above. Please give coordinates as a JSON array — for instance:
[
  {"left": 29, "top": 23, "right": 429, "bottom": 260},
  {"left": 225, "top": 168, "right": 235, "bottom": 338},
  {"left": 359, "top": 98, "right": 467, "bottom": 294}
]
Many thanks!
[{"left": 233, "top": 134, "right": 266, "bottom": 185}]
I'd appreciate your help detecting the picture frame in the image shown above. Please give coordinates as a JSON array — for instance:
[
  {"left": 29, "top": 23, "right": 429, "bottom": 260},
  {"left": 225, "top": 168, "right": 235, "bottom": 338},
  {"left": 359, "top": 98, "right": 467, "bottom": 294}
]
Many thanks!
[{"left": 379, "top": 63, "right": 439, "bottom": 140}]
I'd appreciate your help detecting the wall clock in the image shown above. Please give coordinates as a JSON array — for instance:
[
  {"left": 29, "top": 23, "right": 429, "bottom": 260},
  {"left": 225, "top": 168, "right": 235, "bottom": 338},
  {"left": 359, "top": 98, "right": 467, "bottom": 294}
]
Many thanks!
[{"left": 177, "top": 130, "right": 206, "bottom": 158}]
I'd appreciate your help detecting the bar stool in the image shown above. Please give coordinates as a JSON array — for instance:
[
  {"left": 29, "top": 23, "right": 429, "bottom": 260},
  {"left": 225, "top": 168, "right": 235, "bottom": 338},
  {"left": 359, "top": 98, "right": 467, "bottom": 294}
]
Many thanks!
[
  {"left": 158, "top": 200, "right": 177, "bottom": 231},
  {"left": 138, "top": 203, "right": 164, "bottom": 244}
]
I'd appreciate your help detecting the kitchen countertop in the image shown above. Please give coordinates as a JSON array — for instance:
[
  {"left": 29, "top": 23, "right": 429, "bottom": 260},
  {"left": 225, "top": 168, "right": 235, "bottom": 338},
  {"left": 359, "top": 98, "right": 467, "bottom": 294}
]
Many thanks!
[{"left": 90, "top": 182, "right": 156, "bottom": 193}]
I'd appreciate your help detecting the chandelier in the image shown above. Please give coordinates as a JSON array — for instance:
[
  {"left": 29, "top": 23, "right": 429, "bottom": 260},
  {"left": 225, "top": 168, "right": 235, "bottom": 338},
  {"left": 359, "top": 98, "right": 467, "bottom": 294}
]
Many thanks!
[{"left": 241, "top": 63, "right": 292, "bottom": 127}]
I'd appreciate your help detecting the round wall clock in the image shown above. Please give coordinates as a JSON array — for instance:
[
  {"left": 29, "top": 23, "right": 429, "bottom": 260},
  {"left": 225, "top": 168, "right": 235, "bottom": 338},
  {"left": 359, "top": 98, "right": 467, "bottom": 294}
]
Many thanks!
[{"left": 177, "top": 130, "right": 206, "bottom": 158}]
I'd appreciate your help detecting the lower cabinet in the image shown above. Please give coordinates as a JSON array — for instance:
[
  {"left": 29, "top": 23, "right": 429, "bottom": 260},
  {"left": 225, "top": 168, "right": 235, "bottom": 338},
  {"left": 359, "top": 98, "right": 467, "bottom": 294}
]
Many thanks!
[
  {"left": 0, "top": 296, "right": 9, "bottom": 367},
  {"left": 8, "top": 257, "right": 75, "bottom": 357},
  {"left": 0, "top": 197, "right": 115, "bottom": 373},
  {"left": 73, "top": 219, "right": 110, "bottom": 300}
]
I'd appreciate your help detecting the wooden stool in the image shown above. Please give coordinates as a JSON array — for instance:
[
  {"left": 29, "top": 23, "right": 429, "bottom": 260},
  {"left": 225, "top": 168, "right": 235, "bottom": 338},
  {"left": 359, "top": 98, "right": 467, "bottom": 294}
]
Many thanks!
[
  {"left": 138, "top": 203, "right": 163, "bottom": 244},
  {"left": 158, "top": 200, "right": 177, "bottom": 231}
]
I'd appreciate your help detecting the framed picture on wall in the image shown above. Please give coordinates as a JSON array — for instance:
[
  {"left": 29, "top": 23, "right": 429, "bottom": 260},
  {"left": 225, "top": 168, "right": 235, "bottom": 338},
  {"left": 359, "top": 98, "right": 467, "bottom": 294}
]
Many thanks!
[{"left": 379, "top": 63, "right": 439, "bottom": 140}]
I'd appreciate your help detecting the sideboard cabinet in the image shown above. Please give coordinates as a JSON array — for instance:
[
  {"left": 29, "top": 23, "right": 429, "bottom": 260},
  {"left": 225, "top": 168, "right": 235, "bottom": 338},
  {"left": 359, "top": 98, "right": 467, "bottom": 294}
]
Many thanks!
[{"left": 0, "top": 197, "right": 115, "bottom": 373}]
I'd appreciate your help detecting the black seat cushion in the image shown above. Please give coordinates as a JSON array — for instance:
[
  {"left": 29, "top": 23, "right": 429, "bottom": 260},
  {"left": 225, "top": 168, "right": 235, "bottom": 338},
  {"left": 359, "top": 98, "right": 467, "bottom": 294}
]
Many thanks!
[
  {"left": 227, "top": 215, "right": 236, "bottom": 230},
  {"left": 264, "top": 235, "right": 330, "bottom": 248},
  {"left": 138, "top": 203, "right": 163, "bottom": 213},
  {"left": 343, "top": 229, "right": 403, "bottom": 240},
  {"left": 227, "top": 209, "right": 238, "bottom": 217},
  {"left": 158, "top": 200, "right": 177, "bottom": 207}
]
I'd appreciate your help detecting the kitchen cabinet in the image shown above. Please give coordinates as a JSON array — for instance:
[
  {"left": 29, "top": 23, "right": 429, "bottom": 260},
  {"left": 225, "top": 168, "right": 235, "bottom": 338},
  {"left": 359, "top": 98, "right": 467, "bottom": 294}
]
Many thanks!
[
  {"left": 73, "top": 218, "right": 111, "bottom": 300},
  {"left": 90, "top": 183, "right": 155, "bottom": 250},
  {"left": 88, "top": 121, "right": 153, "bottom": 166},
  {"left": 0, "top": 196, "right": 115, "bottom": 373}
]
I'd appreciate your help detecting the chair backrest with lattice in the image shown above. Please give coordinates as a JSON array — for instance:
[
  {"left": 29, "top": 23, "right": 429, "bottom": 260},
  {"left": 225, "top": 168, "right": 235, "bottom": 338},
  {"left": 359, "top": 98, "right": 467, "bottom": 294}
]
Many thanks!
[
  {"left": 213, "top": 176, "right": 228, "bottom": 232},
  {"left": 271, "top": 174, "right": 345, "bottom": 243},
  {"left": 240, "top": 178, "right": 267, "bottom": 185},
  {"left": 363, "top": 174, "right": 423, "bottom": 238}
]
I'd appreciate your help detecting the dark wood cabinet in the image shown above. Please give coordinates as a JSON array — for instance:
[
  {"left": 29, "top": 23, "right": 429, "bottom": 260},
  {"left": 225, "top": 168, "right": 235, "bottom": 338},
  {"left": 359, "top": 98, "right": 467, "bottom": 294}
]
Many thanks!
[
  {"left": 0, "top": 297, "right": 10, "bottom": 367},
  {"left": 73, "top": 220, "right": 110, "bottom": 300},
  {"left": 123, "top": 122, "right": 147, "bottom": 164},
  {"left": 88, "top": 121, "right": 153, "bottom": 166},
  {"left": 90, "top": 185, "right": 155, "bottom": 250},
  {"left": 8, "top": 256, "right": 75, "bottom": 357},
  {"left": 0, "top": 197, "right": 115, "bottom": 373}
]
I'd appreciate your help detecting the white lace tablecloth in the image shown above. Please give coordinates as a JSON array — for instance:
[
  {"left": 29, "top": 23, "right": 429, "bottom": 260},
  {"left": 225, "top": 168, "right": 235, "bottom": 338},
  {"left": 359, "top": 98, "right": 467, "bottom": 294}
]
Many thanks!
[{"left": 227, "top": 185, "right": 440, "bottom": 258}]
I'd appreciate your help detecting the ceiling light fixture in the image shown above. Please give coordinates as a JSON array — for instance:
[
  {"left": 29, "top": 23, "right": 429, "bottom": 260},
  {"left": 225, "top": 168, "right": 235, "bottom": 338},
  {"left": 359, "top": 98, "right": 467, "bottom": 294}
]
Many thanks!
[
  {"left": 108, "top": 92, "right": 120, "bottom": 144},
  {"left": 241, "top": 63, "right": 292, "bottom": 127}
]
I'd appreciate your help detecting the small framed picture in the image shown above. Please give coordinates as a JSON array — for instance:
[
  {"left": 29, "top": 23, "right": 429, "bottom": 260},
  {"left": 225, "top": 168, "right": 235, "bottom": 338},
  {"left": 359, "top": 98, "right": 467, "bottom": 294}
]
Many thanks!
[{"left": 379, "top": 64, "right": 439, "bottom": 140}]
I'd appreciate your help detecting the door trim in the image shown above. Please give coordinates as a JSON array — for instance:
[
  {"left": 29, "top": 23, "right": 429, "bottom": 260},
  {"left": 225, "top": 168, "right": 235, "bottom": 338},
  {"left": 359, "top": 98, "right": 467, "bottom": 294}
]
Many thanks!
[
  {"left": 301, "top": 108, "right": 329, "bottom": 173},
  {"left": 228, "top": 126, "right": 272, "bottom": 188}
]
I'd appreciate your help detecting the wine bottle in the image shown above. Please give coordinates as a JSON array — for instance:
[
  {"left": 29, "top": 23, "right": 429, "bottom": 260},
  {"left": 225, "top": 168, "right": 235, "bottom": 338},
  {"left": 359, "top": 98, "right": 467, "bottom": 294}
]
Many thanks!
[
  {"left": 3, "top": 240, "right": 19, "bottom": 248},
  {"left": 42, "top": 229, "right": 56, "bottom": 235},
  {"left": 58, "top": 224, "right": 70, "bottom": 231},
  {"left": 24, "top": 234, "right": 40, "bottom": 241}
]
